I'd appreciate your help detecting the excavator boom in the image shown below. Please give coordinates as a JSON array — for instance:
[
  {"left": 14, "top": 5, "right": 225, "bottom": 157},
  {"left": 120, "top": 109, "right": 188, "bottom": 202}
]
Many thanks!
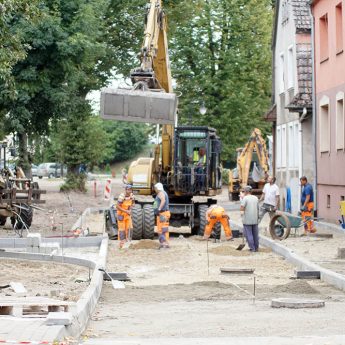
[{"left": 228, "top": 128, "right": 269, "bottom": 200}]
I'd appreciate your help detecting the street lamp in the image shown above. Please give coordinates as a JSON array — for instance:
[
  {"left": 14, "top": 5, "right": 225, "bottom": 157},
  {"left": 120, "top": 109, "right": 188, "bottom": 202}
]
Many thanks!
[{"left": 199, "top": 102, "right": 207, "bottom": 115}]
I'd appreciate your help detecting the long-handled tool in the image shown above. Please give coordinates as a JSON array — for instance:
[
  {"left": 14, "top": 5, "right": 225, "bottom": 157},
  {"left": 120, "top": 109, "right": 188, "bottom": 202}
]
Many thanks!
[
  {"left": 236, "top": 231, "right": 246, "bottom": 251},
  {"left": 99, "top": 268, "right": 125, "bottom": 289}
]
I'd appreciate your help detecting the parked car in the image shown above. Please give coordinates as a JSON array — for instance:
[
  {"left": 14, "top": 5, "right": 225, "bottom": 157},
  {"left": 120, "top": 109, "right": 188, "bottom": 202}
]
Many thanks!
[
  {"left": 37, "top": 163, "right": 67, "bottom": 179},
  {"left": 31, "top": 164, "right": 38, "bottom": 177}
]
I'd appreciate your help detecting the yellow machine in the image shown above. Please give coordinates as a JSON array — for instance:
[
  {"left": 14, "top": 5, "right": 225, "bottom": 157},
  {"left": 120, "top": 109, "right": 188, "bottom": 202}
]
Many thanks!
[
  {"left": 228, "top": 128, "right": 269, "bottom": 201},
  {"left": 101, "top": 0, "right": 222, "bottom": 239}
]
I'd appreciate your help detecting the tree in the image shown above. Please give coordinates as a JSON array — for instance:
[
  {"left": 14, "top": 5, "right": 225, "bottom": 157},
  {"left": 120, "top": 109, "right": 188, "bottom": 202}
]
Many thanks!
[
  {"left": 103, "top": 121, "right": 148, "bottom": 163},
  {"left": 166, "top": 0, "right": 273, "bottom": 163},
  {"left": 0, "top": 0, "right": 111, "bottom": 176},
  {"left": 47, "top": 115, "right": 109, "bottom": 191},
  {"left": 0, "top": 0, "right": 38, "bottom": 87}
]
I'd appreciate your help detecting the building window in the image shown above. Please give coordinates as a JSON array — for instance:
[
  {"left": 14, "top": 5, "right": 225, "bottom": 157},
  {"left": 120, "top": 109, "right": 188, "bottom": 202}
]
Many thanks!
[
  {"left": 336, "top": 3, "right": 343, "bottom": 54},
  {"left": 294, "top": 122, "right": 300, "bottom": 167},
  {"left": 277, "top": 127, "right": 282, "bottom": 168},
  {"left": 282, "top": 125, "right": 287, "bottom": 167},
  {"left": 320, "top": 103, "right": 330, "bottom": 152},
  {"left": 320, "top": 14, "right": 329, "bottom": 62},
  {"left": 288, "top": 121, "right": 300, "bottom": 169},
  {"left": 327, "top": 194, "right": 331, "bottom": 208},
  {"left": 341, "top": 196, "right": 345, "bottom": 201},
  {"left": 336, "top": 95, "right": 344, "bottom": 150},
  {"left": 287, "top": 46, "right": 294, "bottom": 89},
  {"left": 279, "top": 53, "right": 285, "bottom": 94}
]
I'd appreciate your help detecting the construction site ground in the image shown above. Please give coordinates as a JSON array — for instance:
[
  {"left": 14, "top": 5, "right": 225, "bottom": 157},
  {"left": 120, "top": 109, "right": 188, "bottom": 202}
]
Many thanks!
[{"left": 1, "top": 177, "right": 345, "bottom": 343}]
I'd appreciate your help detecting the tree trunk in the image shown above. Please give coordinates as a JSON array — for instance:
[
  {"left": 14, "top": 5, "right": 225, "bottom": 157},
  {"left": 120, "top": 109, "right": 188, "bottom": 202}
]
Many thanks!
[{"left": 18, "top": 132, "right": 31, "bottom": 178}]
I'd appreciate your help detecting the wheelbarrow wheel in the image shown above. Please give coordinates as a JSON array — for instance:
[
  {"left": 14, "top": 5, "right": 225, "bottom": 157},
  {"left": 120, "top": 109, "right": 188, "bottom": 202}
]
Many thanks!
[{"left": 269, "top": 213, "right": 291, "bottom": 240}]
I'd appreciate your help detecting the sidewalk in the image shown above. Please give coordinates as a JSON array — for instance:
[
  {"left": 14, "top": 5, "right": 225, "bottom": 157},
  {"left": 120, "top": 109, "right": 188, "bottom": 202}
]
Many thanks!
[{"left": 228, "top": 209, "right": 345, "bottom": 290}]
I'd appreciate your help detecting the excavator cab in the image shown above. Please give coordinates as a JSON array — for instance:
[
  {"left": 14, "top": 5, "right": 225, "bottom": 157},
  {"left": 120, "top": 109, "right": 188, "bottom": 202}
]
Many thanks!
[{"left": 173, "top": 126, "right": 222, "bottom": 196}]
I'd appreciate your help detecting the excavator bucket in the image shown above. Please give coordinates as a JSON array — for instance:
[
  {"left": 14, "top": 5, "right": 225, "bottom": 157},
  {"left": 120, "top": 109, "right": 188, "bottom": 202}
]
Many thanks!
[{"left": 100, "top": 88, "right": 177, "bottom": 125}]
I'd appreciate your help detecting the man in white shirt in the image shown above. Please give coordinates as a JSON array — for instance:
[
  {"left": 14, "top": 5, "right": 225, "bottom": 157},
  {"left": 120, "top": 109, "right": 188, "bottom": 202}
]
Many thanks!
[{"left": 258, "top": 176, "right": 280, "bottom": 223}]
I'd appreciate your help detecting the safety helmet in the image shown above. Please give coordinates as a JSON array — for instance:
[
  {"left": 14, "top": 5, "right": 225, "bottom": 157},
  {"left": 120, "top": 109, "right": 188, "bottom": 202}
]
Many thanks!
[
  {"left": 125, "top": 184, "right": 133, "bottom": 190},
  {"left": 154, "top": 182, "right": 164, "bottom": 191},
  {"left": 243, "top": 185, "right": 252, "bottom": 193}
]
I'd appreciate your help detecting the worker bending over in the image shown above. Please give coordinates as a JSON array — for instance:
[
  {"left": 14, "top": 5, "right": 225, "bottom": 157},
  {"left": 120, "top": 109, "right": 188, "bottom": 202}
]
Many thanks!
[
  {"left": 300, "top": 176, "right": 315, "bottom": 234},
  {"left": 116, "top": 184, "right": 135, "bottom": 249},
  {"left": 203, "top": 205, "right": 233, "bottom": 241},
  {"left": 153, "top": 183, "right": 171, "bottom": 249}
]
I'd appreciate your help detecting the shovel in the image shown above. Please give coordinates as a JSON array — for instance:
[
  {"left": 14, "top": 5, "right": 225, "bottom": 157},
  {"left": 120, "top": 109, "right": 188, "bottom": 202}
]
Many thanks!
[
  {"left": 99, "top": 268, "right": 125, "bottom": 289},
  {"left": 236, "top": 232, "right": 246, "bottom": 251}
]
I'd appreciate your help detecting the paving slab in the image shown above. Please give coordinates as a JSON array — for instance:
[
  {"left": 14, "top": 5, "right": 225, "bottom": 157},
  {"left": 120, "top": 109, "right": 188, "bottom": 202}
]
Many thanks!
[
  {"left": 82, "top": 335, "right": 345, "bottom": 345},
  {"left": 271, "top": 297, "right": 325, "bottom": 308}
]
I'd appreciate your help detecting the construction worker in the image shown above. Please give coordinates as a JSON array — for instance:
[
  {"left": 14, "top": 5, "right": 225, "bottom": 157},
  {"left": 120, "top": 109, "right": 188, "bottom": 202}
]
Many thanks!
[
  {"left": 192, "top": 147, "right": 206, "bottom": 189},
  {"left": 241, "top": 185, "right": 260, "bottom": 252},
  {"left": 116, "top": 184, "right": 135, "bottom": 248},
  {"left": 258, "top": 176, "right": 280, "bottom": 223},
  {"left": 193, "top": 147, "right": 206, "bottom": 167},
  {"left": 153, "top": 182, "right": 170, "bottom": 249},
  {"left": 203, "top": 205, "right": 233, "bottom": 241},
  {"left": 300, "top": 176, "right": 315, "bottom": 234}
]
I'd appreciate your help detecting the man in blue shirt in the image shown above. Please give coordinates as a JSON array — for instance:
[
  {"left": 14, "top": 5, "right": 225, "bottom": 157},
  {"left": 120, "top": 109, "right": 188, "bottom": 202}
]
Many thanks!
[{"left": 300, "top": 176, "right": 315, "bottom": 234}]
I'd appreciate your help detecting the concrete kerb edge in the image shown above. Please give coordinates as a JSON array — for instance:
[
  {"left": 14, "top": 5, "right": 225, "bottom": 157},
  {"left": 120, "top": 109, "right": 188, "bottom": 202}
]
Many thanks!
[
  {"left": 315, "top": 221, "right": 345, "bottom": 235},
  {"left": 0, "top": 234, "right": 109, "bottom": 341},
  {"left": 0, "top": 236, "right": 103, "bottom": 249},
  {"left": 230, "top": 221, "right": 345, "bottom": 292},
  {"left": 61, "top": 235, "right": 109, "bottom": 339}
]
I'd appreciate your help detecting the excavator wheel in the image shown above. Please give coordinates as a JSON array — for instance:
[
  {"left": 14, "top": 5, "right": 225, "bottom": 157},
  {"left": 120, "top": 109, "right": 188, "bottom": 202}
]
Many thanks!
[
  {"left": 13, "top": 204, "right": 33, "bottom": 237},
  {"left": 143, "top": 204, "right": 155, "bottom": 239},
  {"left": 131, "top": 204, "right": 143, "bottom": 240},
  {"left": 198, "top": 204, "right": 209, "bottom": 236}
]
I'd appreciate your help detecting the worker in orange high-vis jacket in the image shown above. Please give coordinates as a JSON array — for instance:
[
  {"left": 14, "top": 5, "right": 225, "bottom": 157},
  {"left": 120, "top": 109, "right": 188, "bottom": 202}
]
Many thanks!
[
  {"left": 300, "top": 176, "right": 316, "bottom": 234},
  {"left": 153, "top": 182, "right": 170, "bottom": 249},
  {"left": 116, "top": 184, "right": 135, "bottom": 248},
  {"left": 203, "top": 205, "right": 233, "bottom": 241}
]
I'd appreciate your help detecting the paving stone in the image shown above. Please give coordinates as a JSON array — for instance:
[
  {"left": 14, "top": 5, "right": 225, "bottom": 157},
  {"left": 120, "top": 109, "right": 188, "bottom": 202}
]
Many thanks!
[{"left": 271, "top": 298, "right": 325, "bottom": 309}]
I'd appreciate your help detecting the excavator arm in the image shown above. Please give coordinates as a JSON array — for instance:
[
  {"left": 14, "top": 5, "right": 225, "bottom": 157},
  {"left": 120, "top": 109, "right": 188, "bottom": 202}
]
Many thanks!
[
  {"left": 101, "top": 0, "right": 175, "bottom": 174},
  {"left": 237, "top": 128, "right": 269, "bottom": 188}
]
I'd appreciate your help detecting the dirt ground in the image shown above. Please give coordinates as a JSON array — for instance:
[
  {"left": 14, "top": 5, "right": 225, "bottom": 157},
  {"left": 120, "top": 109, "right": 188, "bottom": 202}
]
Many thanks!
[
  {"left": 0, "top": 177, "right": 119, "bottom": 238},
  {"left": 1, "top": 179, "right": 345, "bottom": 341},
  {"left": 0, "top": 258, "right": 90, "bottom": 301},
  {"left": 85, "top": 236, "right": 345, "bottom": 339}
]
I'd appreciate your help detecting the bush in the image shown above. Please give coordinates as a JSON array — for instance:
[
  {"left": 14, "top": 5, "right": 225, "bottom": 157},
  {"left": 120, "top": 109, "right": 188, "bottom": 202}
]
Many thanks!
[{"left": 60, "top": 173, "right": 87, "bottom": 193}]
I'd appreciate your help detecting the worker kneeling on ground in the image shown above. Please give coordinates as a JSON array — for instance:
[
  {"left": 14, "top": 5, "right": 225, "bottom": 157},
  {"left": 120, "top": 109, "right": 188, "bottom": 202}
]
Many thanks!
[
  {"left": 116, "top": 184, "right": 135, "bottom": 249},
  {"left": 203, "top": 205, "right": 233, "bottom": 241},
  {"left": 153, "top": 183, "right": 171, "bottom": 249}
]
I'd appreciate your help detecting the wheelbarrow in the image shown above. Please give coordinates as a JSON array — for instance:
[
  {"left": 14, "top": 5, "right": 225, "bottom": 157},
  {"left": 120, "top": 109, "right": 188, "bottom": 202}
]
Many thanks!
[{"left": 269, "top": 211, "right": 309, "bottom": 240}]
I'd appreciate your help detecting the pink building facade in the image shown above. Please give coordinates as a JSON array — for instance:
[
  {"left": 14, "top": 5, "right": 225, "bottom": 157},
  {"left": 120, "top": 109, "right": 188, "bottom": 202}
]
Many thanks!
[{"left": 312, "top": 0, "right": 345, "bottom": 221}]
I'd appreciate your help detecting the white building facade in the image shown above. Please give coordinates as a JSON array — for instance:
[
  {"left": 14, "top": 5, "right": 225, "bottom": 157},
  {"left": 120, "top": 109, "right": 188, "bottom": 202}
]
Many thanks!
[{"left": 271, "top": 0, "right": 313, "bottom": 214}]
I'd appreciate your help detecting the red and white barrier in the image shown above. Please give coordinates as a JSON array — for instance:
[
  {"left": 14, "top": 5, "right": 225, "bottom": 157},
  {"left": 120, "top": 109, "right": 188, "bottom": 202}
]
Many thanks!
[{"left": 104, "top": 179, "right": 112, "bottom": 200}]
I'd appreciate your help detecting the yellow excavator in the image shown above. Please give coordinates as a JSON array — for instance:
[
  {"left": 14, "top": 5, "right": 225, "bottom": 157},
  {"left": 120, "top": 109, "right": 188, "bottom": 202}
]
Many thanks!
[
  {"left": 101, "top": 0, "right": 222, "bottom": 239},
  {"left": 228, "top": 128, "right": 269, "bottom": 201}
]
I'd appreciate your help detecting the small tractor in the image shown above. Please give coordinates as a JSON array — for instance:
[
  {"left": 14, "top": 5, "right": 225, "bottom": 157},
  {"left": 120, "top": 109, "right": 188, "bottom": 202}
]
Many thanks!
[{"left": 0, "top": 144, "right": 45, "bottom": 236}]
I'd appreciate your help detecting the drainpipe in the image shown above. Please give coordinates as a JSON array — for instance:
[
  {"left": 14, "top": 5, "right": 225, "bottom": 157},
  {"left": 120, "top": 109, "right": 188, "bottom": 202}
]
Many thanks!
[{"left": 310, "top": 4, "right": 318, "bottom": 215}]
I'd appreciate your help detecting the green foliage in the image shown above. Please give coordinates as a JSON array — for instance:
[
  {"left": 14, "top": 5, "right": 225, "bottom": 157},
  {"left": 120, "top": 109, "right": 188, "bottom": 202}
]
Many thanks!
[
  {"left": 103, "top": 121, "right": 148, "bottom": 163},
  {"left": 0, "top": 0, "right": 38, "bottom": 88},
  {"left": 0, "top": 0, "right": 113, "bottom": 175},
  {"left": 49, "top": 115, "right": 109, "bottom": 169},
  {"left": 60, "top": 173, "right": 87, "bottom": 193},
  {"left": 166, "top": 0, "right": 273, "bottom": 163}
]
